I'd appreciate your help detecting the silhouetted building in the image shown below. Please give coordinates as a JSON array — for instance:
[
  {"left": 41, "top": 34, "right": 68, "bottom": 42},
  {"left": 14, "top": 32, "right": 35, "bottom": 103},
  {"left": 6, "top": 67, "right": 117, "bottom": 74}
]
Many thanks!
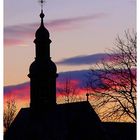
[
  {"left": 5, "top": 102, "right": 110, "bottom": 140},
  {"left": 28, "top": 9, "right": 58, "bottom": 111},
  {"left": 4, "top": 5, "right": 136, "bottom": 140}
]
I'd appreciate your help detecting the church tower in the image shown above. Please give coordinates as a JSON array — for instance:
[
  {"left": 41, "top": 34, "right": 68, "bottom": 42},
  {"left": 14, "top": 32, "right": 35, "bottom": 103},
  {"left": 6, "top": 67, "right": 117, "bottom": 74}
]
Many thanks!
[{"left": 28, "top": 3, "right": 58, "bottom": 110}]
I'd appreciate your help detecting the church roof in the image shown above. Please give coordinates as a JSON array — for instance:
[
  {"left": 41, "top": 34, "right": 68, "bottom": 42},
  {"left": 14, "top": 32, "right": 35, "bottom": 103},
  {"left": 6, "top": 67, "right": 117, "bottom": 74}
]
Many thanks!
[
  {"left": 5, "top": 101, "right": 136, "bottom": 140},
  {"left": 102, "top": 122, "right": 136, "bottom": 140},
  {"left": 5, "top": 101, "right": 108, "bottom": 140}
]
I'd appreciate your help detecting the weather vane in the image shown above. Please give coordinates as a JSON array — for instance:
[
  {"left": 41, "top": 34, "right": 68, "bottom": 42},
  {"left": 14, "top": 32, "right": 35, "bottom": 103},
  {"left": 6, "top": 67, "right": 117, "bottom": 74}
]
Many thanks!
[{"left": 39, "top": 0, "right": 46, "bottom": 10}]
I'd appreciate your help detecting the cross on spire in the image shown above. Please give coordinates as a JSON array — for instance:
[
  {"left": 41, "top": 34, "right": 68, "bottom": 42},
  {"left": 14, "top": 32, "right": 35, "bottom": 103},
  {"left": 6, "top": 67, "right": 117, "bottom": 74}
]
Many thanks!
[{"left": 39, "top": 0, "right": 46, "bottom": 10}]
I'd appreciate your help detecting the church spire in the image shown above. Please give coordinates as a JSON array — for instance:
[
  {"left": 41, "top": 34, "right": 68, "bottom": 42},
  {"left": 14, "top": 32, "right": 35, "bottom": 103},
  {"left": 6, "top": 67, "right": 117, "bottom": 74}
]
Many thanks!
[
  {"left": 39, "top": 0, "right": 46, "bottom": 27},
  {"left": 39, "top": 0, "right": 45, "bottom": 11},
  {"left": 34, "top": 0, "right": 51, "bottom": 60},
  {"left": 40, "top": 9, "right": 45, "bottom": 27},
  {"left": 28, "top": 0, "right": 58, "bottom": 111}
]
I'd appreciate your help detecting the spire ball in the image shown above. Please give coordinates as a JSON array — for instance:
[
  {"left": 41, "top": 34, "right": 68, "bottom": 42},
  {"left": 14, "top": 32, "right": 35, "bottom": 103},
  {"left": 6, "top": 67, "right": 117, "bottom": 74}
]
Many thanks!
[{"left": 40, "top": 10, "right": 45, "bottom": 19}]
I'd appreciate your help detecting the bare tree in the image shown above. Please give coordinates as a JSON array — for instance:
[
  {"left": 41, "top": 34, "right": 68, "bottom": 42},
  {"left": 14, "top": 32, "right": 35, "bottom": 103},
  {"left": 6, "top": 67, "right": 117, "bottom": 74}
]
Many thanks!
[
  {"left": 4, "top": 99, "right": 17, "bottom": 132},
  {"left": 86, "top": 30, "right": 136, "bottom": 122},
  {"left": 58, "top": 77, "right": 79, "bottom": 103}
]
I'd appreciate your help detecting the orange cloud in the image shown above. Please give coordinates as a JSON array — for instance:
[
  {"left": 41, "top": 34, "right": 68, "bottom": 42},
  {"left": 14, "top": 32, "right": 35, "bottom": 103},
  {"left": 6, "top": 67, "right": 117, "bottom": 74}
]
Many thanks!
[{"left": 4, "top": 79, "right": 87, "bottom": 111}]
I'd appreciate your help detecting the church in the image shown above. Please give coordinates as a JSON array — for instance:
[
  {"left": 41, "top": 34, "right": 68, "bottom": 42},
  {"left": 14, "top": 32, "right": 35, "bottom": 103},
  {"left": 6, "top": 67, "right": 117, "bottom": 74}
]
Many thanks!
[{"left": 4, "top": 2, "right": 136, "bottom": 140}]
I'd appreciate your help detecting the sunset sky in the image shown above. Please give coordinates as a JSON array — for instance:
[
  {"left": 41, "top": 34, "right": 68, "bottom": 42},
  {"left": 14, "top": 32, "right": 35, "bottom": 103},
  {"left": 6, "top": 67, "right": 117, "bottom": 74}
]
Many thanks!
[{"left": 4, "top": 0, "right": 136, "bottom": 109}]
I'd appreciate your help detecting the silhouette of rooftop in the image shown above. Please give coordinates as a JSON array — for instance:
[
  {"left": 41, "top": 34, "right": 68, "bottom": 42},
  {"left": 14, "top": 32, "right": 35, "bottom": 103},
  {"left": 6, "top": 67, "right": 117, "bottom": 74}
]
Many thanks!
[
  {"left": 5, "top": 101, "right": 136, "bottom": 140},
  {"left": 5, "top": 101, "right": 109, "bottom": 140}
]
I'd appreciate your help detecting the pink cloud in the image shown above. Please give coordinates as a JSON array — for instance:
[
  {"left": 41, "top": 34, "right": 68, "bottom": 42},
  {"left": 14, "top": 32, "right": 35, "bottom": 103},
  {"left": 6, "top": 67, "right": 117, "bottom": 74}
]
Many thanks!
[
  {"left": 4, "top": 78, "right": 87, "bottom": 111},
  {"left": 4, "top": 68, "right": 136, "bottom": 110},
  {"left": 4, "top": 83, "right": 30, "bottom": 102},
  {"left": 4, "top": 38, "right": 27, "bottom": 46},
  {"left": 4, "top": 13, "right": 107, "bottom": 47}
]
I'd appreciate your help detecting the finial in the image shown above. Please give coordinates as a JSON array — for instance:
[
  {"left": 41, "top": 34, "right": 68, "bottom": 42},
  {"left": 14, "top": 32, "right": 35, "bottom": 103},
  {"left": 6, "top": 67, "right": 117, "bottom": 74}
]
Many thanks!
[
  {"left": 40, "top": 10, "right": 45, "bottom": 19},
  {"left": 86, "top": 93, "right": 89, "bottom": 101},
  {"left": 39, "top": 0, "right": 46, "bottom": 11},
  {"left": 38, "top": 0, "right": 46, "bottom": 25}
]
